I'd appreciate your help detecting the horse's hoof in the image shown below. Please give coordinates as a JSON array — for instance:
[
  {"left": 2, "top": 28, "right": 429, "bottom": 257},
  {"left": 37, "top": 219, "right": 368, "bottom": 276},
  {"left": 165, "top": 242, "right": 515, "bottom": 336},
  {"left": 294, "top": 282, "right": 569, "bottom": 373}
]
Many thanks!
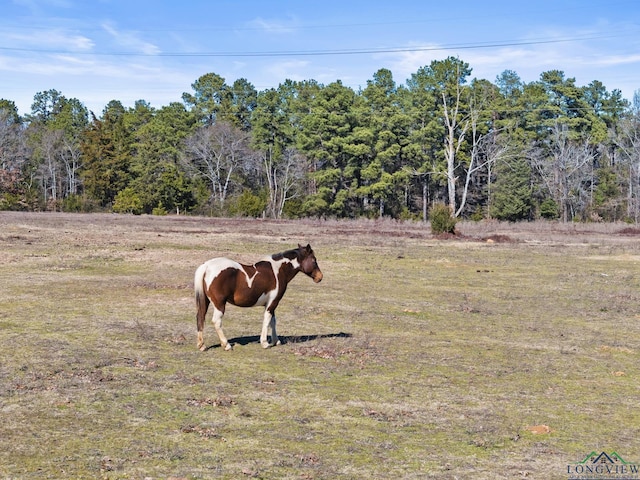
[
  {"left": 275, "top": 339, "right": 281, "bottom": 346},
  {"left": 261, "top": 342, "right": 271, "bottom": 349},
  {"left": 198, "top": 343, "right": 206, "bottom": 351},
  {"left": 224, "top": 343, "right": 233, "bottom": 351}
]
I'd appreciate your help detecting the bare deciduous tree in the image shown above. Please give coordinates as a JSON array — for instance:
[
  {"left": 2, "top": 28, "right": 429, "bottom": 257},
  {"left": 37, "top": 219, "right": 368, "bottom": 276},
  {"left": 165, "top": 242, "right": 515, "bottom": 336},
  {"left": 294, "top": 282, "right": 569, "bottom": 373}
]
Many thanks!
[
  {"left": 455, "top": 106, "right": 513, "bottom": 217},
  {"left": 262, "top": 147, "right": 307, "bottom": 218},
  {"left": 614, "top": 101, "right": 640, "bottom": 223},
  {"left": 61, "top": 134, "right": 82, "bottom": 196},
  {"left": 0, "top": 110, "right": 29, "bottom": 206},
  {"left": 0, "top": 110, "right": 26, "bottom": 172},
  {"left": 183, "top": 121, "right": 252, "bottom": 206},
  {"left": 37, "top": 128, "right": 64, "bottom": 207},
  {"left": 442, "top": 87, "right": 469, "bottom": 216},
  {"left": 531, "top": 122, "right": 595, "bottom": 222}
]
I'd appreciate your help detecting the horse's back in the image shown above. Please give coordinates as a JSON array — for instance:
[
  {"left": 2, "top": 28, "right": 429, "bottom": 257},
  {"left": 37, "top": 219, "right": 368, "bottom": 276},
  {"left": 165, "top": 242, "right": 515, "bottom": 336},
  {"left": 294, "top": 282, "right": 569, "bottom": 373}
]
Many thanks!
[{"left": 201, "top": 257, "right": 243, "bottom": 284}]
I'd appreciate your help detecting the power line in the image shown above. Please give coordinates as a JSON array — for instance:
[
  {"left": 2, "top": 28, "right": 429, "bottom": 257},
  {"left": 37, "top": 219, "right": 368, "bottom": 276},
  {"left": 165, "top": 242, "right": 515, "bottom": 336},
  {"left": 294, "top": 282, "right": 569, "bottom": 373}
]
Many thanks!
[{"left": 0, "top": 32, "right": 630, "bottom": 58}]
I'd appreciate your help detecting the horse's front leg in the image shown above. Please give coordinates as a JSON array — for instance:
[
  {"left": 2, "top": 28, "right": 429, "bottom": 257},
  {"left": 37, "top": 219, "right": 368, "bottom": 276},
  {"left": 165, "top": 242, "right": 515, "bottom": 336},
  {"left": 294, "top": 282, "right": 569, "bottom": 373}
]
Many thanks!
[{"left": 260, "top": 309, "right": 280, "bottom": 348}]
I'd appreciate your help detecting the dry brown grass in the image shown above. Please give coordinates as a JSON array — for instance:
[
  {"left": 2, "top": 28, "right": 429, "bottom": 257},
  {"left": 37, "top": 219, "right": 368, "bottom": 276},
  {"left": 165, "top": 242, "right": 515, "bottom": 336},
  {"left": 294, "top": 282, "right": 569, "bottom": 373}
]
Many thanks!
[{"left": 1, "top": 212, "right": 639, "bottom": 479}]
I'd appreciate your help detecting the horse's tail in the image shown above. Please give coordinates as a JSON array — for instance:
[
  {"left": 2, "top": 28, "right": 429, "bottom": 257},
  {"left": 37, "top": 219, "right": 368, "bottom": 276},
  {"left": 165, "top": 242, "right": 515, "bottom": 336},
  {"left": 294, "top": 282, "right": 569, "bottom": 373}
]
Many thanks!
[{"left": 194, "top": 262, "right": 210, "bottom": 350}]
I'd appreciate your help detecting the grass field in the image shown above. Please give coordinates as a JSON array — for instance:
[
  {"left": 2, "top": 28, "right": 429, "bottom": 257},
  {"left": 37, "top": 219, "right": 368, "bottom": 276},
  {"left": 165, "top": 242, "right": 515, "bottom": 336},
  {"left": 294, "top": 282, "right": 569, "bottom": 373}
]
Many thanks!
[{"left": 0, "top": 212, "right": 639, "bottom": 479}]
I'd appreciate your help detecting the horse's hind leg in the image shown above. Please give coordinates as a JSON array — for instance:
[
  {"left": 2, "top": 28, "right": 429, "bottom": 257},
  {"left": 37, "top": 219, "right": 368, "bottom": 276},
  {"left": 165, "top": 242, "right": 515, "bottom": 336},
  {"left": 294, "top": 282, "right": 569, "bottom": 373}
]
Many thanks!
[
  {"left": 196, "top": 293, "right": 210, "bottom": 351},
  {"left": 197, "top": 330, "right": 205, "bottom": 351},
  {"left": 270, "top": 314, "right": 281, "bottom": 347},
  {"left": 212, "top": 307, "right": 233, "bottom": 351}
]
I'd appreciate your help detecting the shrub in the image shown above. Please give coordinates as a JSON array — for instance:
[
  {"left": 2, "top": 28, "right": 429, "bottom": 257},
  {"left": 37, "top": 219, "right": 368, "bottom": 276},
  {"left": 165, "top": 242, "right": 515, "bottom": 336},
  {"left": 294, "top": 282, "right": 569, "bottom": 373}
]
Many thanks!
[
  {"left": 152, "top": 204, "right": 168, "bottom": 216},
  {"left": 62, "top": 194, "right": 83, "bottom": 213},
  {"left": 113, "top": 187, "right": 143, "bottom": 215},
  {"left": 282, "top": 198, "right": 303, "bottom": 219},
  {"left": 229, "top": 190, "right": 266, "bottom": 217},
  {"left": 470, "top": 208, "right": 485, "bottom": 222},
  {"left": 539, "top": 198, "right": 559, "bottom": 220},
  {"left": 429, "top": 203, "right": 457, "bottom": 234}
]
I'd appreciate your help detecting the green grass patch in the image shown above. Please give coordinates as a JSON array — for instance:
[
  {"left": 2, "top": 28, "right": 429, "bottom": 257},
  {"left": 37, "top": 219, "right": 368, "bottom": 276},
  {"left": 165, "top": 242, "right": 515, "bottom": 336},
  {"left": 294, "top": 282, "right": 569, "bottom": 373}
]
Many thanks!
[{"left": 1, "top": 213, "right": 639, "bottom": 478}]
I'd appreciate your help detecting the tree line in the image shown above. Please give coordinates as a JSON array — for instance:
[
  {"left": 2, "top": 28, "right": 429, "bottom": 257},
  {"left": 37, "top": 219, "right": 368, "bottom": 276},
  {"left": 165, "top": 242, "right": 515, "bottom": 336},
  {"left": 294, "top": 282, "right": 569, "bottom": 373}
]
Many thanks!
[{"left": 1, "top": 56, "right": 639, "bottom": 222}]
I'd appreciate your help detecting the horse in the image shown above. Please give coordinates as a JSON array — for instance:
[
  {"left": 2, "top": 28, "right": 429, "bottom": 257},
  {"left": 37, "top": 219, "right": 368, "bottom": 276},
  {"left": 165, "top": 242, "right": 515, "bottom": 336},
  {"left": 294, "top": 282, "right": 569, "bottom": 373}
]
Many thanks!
[{"left": 194, "top": 244, "right": 323, "bottom": 351}]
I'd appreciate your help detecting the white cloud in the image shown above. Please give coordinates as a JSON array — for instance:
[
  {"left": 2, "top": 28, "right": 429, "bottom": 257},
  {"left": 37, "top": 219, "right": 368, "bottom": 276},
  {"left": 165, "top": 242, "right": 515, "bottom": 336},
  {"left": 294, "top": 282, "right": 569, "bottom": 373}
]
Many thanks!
[
  {"left": 377, "top": 43, "right": 442, "bottom": 80},
  {"left": 262, "top": 59, "right": 311, "bottom": 83},
  {"left": 381, "top": 38, "right": 618, "bottom": 86},
  {"left": 2, "top": 29, "right": 94, "bottom": 51},
  {"left": 101, "top": 22, "right": 160, "bottom": 55},
  {"left": 246, "top": 17, "right": 298, "bottom": 35},
  {"left": 590, "top": 53, "right": 640, "bottom": 67}
]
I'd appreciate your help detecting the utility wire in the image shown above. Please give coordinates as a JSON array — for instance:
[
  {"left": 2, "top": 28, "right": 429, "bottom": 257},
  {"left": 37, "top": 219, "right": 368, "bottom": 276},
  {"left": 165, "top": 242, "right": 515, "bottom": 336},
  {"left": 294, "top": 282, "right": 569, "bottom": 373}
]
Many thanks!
[{"left": 0, "top": 32, "right": 629, "bottom": 58}]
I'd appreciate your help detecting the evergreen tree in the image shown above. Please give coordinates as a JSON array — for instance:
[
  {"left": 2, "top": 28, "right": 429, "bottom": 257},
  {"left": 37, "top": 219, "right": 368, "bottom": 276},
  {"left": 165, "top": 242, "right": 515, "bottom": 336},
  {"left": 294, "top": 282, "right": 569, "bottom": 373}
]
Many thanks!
[
  {"left": 490, "top": 156, "right": 532, "bottom": 221},
  {"left": 182, "top": 72, "right": 230, "bottom": 126},
  {"left": 297, "top": 80, "right": 363, "bottom": 217},
  {"left": 80, "top": 101, "right": 133, "bottom": 207},
  {"left": 129, "top": 102, "right": 197, "bottom": 213},
  {"left": 358, "top": 69, "right": 411, "bottom": 218}
]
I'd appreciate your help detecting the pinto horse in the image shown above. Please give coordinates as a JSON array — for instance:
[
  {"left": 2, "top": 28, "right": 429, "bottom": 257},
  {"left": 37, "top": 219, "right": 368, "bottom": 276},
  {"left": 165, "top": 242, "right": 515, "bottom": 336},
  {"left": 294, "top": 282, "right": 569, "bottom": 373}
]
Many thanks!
[{"left": 194, "top": 244, "right": 323, "bottom": 351}]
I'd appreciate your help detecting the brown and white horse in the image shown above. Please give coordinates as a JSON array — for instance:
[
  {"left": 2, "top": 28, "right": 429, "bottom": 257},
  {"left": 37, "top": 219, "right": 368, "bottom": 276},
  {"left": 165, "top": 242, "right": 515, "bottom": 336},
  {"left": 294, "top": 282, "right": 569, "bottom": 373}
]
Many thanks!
[{"left": 194, "top": 244, "right": 323, "bottom": 351}]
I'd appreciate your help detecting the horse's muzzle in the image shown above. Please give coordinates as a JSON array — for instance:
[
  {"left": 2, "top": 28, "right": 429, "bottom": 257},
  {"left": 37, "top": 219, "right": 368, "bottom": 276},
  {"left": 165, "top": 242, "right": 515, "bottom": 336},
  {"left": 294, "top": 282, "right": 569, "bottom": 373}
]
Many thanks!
[{"left": 312, "top": 270, "right": 323, "bottom": 283}]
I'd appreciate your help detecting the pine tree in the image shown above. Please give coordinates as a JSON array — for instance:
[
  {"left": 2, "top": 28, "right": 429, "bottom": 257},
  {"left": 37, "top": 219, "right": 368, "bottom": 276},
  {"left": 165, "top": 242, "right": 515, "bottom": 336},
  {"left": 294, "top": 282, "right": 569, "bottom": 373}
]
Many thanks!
[{"left": 490, "top": 156, "right": 532, "bottom": 221}]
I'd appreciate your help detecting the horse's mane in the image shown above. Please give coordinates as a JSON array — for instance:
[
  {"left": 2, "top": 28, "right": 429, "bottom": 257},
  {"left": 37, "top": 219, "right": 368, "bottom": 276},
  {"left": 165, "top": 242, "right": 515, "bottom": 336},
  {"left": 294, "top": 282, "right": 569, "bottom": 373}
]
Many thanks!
[{"left": 271, "top": 248, "right": 300, "bottom": 262}]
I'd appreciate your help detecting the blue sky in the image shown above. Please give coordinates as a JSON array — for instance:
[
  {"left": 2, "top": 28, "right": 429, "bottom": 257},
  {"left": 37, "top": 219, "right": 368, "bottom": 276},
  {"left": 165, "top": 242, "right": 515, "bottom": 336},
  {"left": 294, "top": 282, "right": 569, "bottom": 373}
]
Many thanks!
[{"left": 2, "top": 0, "right": 640, "bottom": 116}]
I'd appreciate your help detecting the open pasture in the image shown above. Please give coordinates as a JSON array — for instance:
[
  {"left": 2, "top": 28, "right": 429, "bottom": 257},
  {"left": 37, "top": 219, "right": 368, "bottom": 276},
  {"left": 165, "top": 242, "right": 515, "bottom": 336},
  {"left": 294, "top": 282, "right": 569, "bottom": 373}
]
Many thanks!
[{"left": 1, "top": 212, "right": 639, "bottom": 479}]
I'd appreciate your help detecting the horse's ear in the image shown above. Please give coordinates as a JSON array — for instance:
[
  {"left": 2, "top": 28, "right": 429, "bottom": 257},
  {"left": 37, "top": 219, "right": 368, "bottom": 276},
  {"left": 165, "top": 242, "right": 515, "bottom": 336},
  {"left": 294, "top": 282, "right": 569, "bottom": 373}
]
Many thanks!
[{"left": 298, "top": 243, "right": 311, "bottom": 250}]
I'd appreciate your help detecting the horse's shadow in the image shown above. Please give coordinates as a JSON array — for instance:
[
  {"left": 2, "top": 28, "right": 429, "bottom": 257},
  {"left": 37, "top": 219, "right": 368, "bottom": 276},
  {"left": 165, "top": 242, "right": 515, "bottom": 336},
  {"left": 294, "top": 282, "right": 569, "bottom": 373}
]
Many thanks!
[{"left": 205, "top": 332, "right": 352, "bottom": 350}]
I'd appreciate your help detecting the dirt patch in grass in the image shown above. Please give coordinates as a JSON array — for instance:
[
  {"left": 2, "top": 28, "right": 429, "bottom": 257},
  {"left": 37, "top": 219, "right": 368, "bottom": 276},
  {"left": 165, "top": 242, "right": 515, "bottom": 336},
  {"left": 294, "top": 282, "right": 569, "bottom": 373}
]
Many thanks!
[
  {"left": 1, "top": 212, "right": 640, "bottom": 479},
  {"left": 481, "top": 234, "right": 517, "bottom": 243},
  {"left": 618, "top": 226, "right": 640, "bottom": 236}
]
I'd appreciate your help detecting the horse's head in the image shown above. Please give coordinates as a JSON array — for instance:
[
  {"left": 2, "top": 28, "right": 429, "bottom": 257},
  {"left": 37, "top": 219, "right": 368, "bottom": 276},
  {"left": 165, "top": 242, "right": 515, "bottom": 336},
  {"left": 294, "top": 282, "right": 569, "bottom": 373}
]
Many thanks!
[{"left": 298, "top": 243, "right": 323, "bottom": 283}]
